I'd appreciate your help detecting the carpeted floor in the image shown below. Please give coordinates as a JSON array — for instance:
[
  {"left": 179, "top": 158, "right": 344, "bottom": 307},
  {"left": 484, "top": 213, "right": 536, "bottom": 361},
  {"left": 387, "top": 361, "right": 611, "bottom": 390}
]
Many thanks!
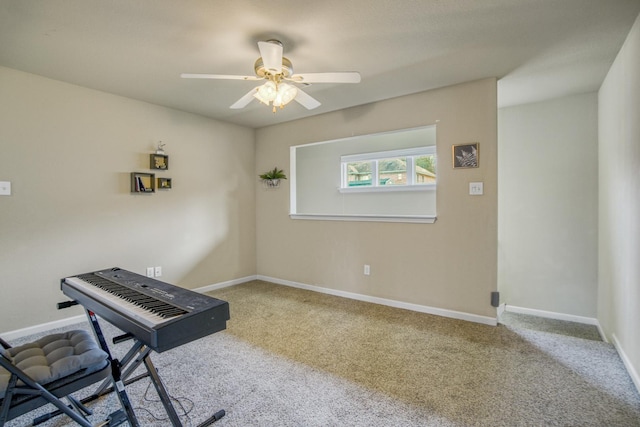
[
  {"left": 499, "top": 311, "right": 603, "bottom": 341},
  {"left": 4, "top": 280, "right": 640, "bottom": 426}
]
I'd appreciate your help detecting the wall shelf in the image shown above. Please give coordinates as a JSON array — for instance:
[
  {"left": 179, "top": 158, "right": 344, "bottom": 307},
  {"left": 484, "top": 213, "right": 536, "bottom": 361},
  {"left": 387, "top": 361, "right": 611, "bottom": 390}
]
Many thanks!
[
  {"left": 131, "top": 172, "right": 155, "bottom": 193},
  {"left": 150, "top": 153, "right": 169, "bottom": 170},
  {"left": 158, "top": 177, "right": 172, "bottom": 189}
]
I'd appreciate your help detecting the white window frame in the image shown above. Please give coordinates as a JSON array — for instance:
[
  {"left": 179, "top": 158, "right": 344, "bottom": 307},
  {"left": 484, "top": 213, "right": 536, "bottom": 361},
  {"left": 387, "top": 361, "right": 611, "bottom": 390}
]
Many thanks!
[{"left": 339, "top": 146, "right": 436, "bottom": 193}]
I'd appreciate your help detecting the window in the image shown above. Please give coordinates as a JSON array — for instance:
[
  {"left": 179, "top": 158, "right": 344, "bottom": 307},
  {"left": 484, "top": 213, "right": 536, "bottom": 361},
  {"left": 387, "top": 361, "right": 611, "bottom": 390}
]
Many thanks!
[
  {"left": 340, "top": 147, "right": 436, "bottom": 192},
  {"left": 290, "top": 125, "right": 437, "bottom": 223}
]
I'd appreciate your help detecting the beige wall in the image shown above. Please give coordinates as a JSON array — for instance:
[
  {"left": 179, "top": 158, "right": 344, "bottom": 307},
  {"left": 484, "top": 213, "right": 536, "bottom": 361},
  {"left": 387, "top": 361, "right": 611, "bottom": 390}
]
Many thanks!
[
  {"left": 598, "top": 12, "right": 640, "bottom": 389},
  {"left": 256, "top": 79, "right": 498, "bottom": 319},
  {"left": 498, "top": 93, "right": 599, "bottom": 317},
  {"left": 0, "top": 66, "right": 256, "bottom": 333}
]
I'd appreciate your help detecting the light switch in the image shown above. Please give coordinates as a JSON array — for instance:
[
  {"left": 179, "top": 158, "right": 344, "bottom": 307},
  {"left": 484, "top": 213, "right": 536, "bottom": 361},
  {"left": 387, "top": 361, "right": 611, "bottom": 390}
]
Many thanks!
[
  {"left": 469, "top": 182, "right": 483, "bottom": 195},
  {"left": 0, "top": 181, "right": 11, "bottom": 196}
]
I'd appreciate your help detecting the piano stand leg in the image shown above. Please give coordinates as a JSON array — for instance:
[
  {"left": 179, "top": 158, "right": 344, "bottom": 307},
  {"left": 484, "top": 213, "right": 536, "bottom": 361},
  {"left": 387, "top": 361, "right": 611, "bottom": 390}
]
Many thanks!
[
  {"left": 86, "top": 310, "right": 141, "bottom": 427},
  {"left": 84, "top": 309, "right": 226, "bottom": 427},
  {"left": 91, "top": 332, "right": 150, "bottom": 398},
  {"left": 198, "top": 409, "right": 226, "bottom": 426},
  {"left": 143, "top": 354, "right": 225, "bottom": 426},
  {"left": 143, "top": 355, "right": 183, "bottom": 426}
]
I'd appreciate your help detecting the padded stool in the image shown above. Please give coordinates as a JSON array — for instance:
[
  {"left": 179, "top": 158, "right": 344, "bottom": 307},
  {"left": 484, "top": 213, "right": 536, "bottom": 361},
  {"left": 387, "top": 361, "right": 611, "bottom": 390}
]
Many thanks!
[{"left": 0, "top": 330, "right": 112, "bottom": 426}]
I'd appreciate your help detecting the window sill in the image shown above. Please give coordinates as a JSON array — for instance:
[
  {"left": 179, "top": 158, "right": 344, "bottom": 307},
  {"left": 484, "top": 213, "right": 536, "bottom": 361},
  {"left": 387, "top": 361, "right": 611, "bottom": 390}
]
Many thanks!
[
  {"left": 338, "top": 184, "right": 435, "bottom": 194},
  {"left": 289, "top": 214, "right": 437, "bottom": 223}
]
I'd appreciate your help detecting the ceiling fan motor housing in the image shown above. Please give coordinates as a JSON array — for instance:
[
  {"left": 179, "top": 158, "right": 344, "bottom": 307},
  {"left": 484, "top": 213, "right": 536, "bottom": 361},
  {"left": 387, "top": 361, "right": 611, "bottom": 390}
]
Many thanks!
[{"left": 254, "top": 57, "right": 293, "bottom": 79}]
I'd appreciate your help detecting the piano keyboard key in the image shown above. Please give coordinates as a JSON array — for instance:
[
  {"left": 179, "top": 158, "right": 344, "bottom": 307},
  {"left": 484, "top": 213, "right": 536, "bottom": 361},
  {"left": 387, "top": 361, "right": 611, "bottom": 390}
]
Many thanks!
[
  {"left": 64, "top": 276, "right": 185, "bottom": 328},
  {"left": 77, "top": 274, "right": 188, "bottom": 319}
]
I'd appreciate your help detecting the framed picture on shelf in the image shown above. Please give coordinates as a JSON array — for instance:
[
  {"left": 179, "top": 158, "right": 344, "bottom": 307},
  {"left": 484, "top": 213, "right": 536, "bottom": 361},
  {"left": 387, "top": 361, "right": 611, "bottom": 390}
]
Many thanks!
[{"left": 452, "top": 143, "right": 479, "bottom": 169}]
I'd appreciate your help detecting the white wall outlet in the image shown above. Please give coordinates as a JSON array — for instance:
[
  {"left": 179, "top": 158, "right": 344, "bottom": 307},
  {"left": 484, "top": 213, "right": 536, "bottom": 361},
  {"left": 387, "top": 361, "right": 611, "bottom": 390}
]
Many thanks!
[
  {"left": 146, "top": 267, "right": 154, "bottom": 278},
  {"left": 364, "top": 264, "right": 371, "bottom": 276},
  {"left": 0, "top": 181, "right": 11, "bottom": 196},
  {"left": 154, "top": 266, "right": 162, "bottom": 277},
  {"left": 469, "top": 182, "right": 484, "bottom": 196}
]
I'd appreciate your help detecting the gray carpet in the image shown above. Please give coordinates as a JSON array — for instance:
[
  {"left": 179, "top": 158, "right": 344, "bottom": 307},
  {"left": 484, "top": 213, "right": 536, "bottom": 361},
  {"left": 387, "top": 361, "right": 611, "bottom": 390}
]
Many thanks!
[
  {"left": 4, "top": 280, "right": 640, "bottom": 426},
  {"left": 499, "top": 311, "right": 603, "bottom": 341}
]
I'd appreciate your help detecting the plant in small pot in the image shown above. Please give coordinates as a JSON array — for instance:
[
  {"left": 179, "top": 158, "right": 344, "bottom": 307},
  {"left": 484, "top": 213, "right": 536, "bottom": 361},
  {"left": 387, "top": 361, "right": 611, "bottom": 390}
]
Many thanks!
[{"left": 259, "top": 167, "right": 287, "bottom": 188}]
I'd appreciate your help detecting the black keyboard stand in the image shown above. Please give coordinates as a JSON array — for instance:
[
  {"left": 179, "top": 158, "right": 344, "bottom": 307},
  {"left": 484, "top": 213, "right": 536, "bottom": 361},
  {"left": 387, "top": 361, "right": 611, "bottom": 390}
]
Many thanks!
[
  {"left": 85, "top": 309, "right": 141, "bottom": 426},
  {"left": 35, "top": 303, "right": 140, "bottom": 426},
  {"left": 84, "top": 308, "right": 226, "bottom": 426}
]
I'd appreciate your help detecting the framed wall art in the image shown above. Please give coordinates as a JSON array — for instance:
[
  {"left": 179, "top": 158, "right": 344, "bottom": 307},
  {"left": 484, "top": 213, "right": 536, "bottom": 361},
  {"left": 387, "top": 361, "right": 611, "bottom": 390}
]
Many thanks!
[{"left": 452, "top": 143, "right": 479, "bottom": 168}]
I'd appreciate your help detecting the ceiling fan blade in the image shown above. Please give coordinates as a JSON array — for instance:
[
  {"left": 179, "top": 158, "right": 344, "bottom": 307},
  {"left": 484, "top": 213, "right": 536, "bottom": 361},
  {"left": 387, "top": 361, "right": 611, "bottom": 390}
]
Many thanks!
[
  {"left": 294, "top": 88, "right": 321, "bottom": 110},
  {"left": 258, "top": 41, "right": 283, "bottom": 75},
  {"left": 290, "top": 72, "right": 361, "bottom": 84},
  {"left": 230, "top": 87, "right": 258, "bottom": 109},
  {"left": 181, "top": 73, "right": 261, "bottom": 81}
]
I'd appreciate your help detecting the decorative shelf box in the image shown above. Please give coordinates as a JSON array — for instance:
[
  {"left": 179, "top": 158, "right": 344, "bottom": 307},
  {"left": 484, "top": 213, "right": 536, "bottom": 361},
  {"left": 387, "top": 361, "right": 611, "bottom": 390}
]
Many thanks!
[
  {"left": 131, "top": 172, "right": 155, "bottom": 193},
  {"left": 150, "top": 153, "right": 169, "bottom": 170},
  {"left": 158, "top": 177, "right": 172, "bottom": 189}
]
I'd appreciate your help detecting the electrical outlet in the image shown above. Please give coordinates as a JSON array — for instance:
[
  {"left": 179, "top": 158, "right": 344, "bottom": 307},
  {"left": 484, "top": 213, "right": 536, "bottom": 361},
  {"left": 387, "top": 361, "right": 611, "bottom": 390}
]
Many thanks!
[
  {"left": 146, "top": 267, "right": 154, "bottom": 278},
  {"left": 154, "top": 266, "right": 162, "bottom": 277},
  {"left": 364, "top": 264, "right": 371, "bottom": 276}
]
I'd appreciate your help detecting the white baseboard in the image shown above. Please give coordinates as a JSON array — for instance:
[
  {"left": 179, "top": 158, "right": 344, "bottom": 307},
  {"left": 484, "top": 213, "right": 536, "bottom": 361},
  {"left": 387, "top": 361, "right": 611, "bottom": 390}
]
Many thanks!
[
  {"left": 257, "top": 275, "right": 498, "bottom": 326},
  {"left": 2, "top": 276, "right": 258, "bottom": 341},
  {"left": 195, "top": 275, "right": 258, "bottom": 293},
  {"left": 497, "top": 302, "right": 506, "bottom": 317},
  {"left": 504, "top": 306, "right": 639, "bottom": 395},
  {"left": 3, "top": 274, "right": 498, "bottom": 339},
  {"left": 505, "top": 305, "right": 598, "bottom": 324},
  {"left": 596, "top": 324, "right": 608, "bottom": 343},
  {"left": 2, "top": 315, "right": 86, "bottom": 341},
  {"left": 7, "top": 275, "right": 636, "bottom": 397},
  {"left": 504, "top": 305, "right": 607, "bottom": 342},
  {"left": 612, "top": 334, "right": 640, "bottom": 395}
]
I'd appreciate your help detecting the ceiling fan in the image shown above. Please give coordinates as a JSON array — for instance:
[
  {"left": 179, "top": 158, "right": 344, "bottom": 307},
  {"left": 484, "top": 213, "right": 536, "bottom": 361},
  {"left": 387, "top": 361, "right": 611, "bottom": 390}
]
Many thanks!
[{"left": 181, "top": 40, "right": 361, "bottom": 113}]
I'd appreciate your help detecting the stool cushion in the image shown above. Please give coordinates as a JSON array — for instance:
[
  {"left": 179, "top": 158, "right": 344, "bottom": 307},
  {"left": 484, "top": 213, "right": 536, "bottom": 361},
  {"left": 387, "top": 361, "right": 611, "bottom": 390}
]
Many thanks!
[{"left": 0, "top": 330, "right": 108, "bottom": 399}]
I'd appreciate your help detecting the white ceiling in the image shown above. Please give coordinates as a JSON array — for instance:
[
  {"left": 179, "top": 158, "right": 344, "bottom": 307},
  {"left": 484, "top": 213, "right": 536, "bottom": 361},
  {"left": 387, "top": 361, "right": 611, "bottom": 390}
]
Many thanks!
[{"left": 1, "top": 0, "right": 639, "bottom": 129}]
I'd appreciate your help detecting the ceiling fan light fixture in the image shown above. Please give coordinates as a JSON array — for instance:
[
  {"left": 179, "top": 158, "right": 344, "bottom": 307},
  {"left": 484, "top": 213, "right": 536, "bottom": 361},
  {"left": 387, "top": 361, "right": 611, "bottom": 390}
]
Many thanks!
[
  {"left": 273, "top": 83, "right": 298, "bottom": 107},
  {"left": 254, "top": 80, "right": 277, "bottom": 104},
  {"left": 254, "top": 81, "right": 298, "bottom": 112}
]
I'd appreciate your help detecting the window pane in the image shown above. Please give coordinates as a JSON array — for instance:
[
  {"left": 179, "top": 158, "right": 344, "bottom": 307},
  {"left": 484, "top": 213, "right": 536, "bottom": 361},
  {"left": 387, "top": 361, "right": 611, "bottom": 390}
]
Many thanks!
[
  {"left": 347, "top": 161, "right": 372, "bottom": 186},
  {"left": 378, "top": 157, "right": 406, "bottom": 185},
  {"left": 415, "top": 154, "right": 436, "bottom": 184}
]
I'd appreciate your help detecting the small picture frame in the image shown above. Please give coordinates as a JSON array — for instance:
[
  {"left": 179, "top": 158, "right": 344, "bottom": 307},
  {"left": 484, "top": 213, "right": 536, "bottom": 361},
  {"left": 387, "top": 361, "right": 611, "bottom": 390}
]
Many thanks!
[
  {"left": 452, "top": 143, "right": 479, "bottom": 168},
  {"left": 150, "top": 153, "right": 169, "bottom": 170}
]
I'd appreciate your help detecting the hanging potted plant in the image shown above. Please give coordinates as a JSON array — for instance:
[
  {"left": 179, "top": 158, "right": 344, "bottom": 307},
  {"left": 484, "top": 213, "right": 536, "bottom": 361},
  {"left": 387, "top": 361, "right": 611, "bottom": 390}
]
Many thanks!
[{"left": 259, "top": 167, "right": 287, "bottom": 188}]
